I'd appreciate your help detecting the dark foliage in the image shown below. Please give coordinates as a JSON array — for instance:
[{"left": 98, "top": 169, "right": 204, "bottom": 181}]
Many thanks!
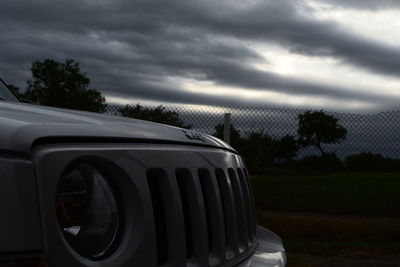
[
  {"left": 345, "top": 152, "right": 400, "bottom": 172},
  {"left": 118, "top": 104, "right": 191, "bottom": 129},
  {"left": 281, "top": 154, "right": 344, "bottom": 173},
  {"left": 274, "top": 135, "right": 299, "bottom": 161},
  {"left": 6, "top": 84, "right": 24, "bottom": 99},
  {"left": 298, "top": 110, "right": 347, "bottom": 157},
  {"left": 213, "top": 124, "right": 299, "bottom": 174},
  {"left": 25, "top": 59, "right": 107, "bottom": 112},
  {"left": 240, "top": 132, "right": 275, "bottom": 173}
]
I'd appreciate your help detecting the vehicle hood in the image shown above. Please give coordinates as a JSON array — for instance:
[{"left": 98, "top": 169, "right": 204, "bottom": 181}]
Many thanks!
[{"left": 0, "top": 102, "right": 232, "bottom": 154}]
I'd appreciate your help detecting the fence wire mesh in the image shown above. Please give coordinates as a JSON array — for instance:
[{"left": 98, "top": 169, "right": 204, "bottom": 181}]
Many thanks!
[{"left": 106, "top": 104, "right": 400, "bottom": 161}]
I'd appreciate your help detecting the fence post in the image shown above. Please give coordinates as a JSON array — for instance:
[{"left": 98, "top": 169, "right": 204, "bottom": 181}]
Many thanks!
[{"left": 223, "top": 113, "right": 231, "bottom": 144}]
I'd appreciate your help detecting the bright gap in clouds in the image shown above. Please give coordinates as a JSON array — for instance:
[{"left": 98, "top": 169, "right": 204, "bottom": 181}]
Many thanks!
[
  {"left": 307, "top": 1, "right": 400, "bottom": 46},
  {"left": 180, "top": 79, "right": 379, "bottom": 110},
  {"left": 252, "top": 43, "right": 400, "bottom": 97},
  {"left": 106, "top": 76, "right": 380, "bottom": 112}
]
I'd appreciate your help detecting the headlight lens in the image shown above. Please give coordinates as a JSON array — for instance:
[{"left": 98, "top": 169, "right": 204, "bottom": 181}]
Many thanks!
[{"left": 56, "top": 163, "right": 120, "bottom": 260}]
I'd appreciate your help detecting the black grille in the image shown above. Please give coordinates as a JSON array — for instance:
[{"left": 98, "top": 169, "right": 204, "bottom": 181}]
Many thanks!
[
  {"left": 147, "top": 169, "right": 170, "bottom": 265},
  {"left": 147, "top": 165, "right": 257, "bottom": 266}
]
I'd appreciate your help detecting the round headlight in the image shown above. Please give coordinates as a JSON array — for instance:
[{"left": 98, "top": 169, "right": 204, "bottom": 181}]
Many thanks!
[{"left": 56, "top": 162, "right": 120, "bottom": 260}]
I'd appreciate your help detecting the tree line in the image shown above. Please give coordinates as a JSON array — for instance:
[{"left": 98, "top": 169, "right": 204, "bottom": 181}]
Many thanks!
[
  {"left": 9, "top": 58, "right": 396, "bottom": 173},
  {"left": 213, "top": 110, "right": 348, "bottom": 174},
  {"left": 12, "top": 59, "right": 346, "bottom": 153},
  {"left": 10, "top": 58, "right": 190, "bottom": 128}
]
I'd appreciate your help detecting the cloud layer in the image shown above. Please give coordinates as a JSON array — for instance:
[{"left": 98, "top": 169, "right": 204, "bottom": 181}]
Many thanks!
[{"left": 1, "top": 0, "right": 400, "bottom": 111}]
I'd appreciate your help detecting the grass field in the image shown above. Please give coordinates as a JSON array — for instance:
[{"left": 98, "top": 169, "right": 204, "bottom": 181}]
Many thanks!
[
  {"left": 251, "top": 172, "right": 400, "bottom": 266},
  {"left": 252, "top": 172, "right": 400, "bottom": 216}
]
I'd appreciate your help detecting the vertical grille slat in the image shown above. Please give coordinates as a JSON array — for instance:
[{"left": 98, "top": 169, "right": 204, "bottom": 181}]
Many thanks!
[
  {"left": 198, "top": 168, "right": 226, "bottom": 266},
  {"left": 147, "top": 168, "right": 186, "bottom": 266},
  {"left": 175, "top": 168, "right": 209, "bottom": 266},
  {"left": 147, "top": 169, "right": 170, "bottom": 265},
  {"left": 243, "top": 168, "right": 257, "bottom": 239},
  {"left": 237, "top": 168, "right": 255, "bottom": 244},
  {"left": 228, "top": 168, "right": 249, "bottom": 252},
  {"left": 176, "top": 169, "right": 194, "bottom": 259},
  {"left": 215, "top": 168, "right": 239, "bottom": 259}
]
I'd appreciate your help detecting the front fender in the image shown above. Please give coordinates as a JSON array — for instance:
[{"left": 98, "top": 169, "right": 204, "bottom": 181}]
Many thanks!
[{"left": 237, "top": 226, "right": 286, "bottom": 267}]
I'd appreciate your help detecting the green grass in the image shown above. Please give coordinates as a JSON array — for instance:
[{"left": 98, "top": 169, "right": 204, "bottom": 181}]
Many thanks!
[
  {"left": 252, "top": 172, "right": 400, "bottom": 216},
  {"left": 252, "top": 172, "right": 400, "bottom": 262}
]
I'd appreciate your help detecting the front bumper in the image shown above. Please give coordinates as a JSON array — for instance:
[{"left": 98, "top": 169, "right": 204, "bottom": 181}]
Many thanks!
[{"left": 238, "top": 227, "right": 286, "bottom": 267}]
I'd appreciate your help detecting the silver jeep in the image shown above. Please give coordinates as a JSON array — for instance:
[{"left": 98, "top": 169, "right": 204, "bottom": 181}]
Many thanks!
[{"left": 0, "top": 80, "right": 286, "bottom": 267}]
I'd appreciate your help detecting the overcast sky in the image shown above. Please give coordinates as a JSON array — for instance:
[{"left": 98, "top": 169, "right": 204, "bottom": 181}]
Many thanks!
[{"left": 2, "top": 0, "right": 400, "bottom": 111}]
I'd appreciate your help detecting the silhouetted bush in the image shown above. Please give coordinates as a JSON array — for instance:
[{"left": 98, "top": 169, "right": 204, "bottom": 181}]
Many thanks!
[
  {"left": 274, "top": 135, "right": 299, "bottom": 161},
  {"left": 118, "top": 104, "right": 191, "bottom": 129},
  {"left": 282, "top": 154, "right": 344, "bottom": 173},
  {"left": 345, "top": 152, "right": 400, "bottom": 172},
  {"left": 240, "top": 132, "right": 275, "bottom": 174}
]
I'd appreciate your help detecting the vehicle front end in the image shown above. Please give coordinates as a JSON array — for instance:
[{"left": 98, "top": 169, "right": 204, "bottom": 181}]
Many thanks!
[{"left": 0, "top": 100, "right": 286, "bottom": 267}]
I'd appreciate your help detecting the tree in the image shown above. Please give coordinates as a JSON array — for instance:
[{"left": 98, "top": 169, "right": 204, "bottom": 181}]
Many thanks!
[
  {"left": 25, "top": 59, "right": 106, "bottom": 112},
  {"left": 273, "top": 135, "right": 299, "bottom": 160},
  {"left": 118, "top": 104, "right": 191, "bottom": 128},
  {"left": 297, "top": 110, "right": 347, "bottom": 157},
  {"left": 241, "top": 132, "right": 274, "bottom": 171}
]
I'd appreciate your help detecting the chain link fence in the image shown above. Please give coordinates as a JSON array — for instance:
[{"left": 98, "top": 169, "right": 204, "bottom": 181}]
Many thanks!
[{"left": 106, "top": 104, "right": 400, "bottom": 160}]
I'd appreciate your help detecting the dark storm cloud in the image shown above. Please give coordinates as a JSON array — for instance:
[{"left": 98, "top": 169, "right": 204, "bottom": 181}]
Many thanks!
[{"left": 0, "top": 0, "right": 400, "bottom": 110}]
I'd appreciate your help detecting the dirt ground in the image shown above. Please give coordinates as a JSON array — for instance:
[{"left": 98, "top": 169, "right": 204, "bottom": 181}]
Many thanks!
[
  {"left": 256, "top": 211, "right": 400, "bottom": 267},
  {"left": 288, "top": 254, "right": 400, "bottom": 267}
]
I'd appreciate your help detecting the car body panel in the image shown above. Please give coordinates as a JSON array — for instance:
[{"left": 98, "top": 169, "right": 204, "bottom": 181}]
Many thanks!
[
  {"left": 0, "top": 157, "right": 42, "bottom": 253},
  {"left": 0, "top": 102, "right": 231, "bottom": 154},
  {"left": 238, "top": 227, "right": 286, "bottom": 267}
]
